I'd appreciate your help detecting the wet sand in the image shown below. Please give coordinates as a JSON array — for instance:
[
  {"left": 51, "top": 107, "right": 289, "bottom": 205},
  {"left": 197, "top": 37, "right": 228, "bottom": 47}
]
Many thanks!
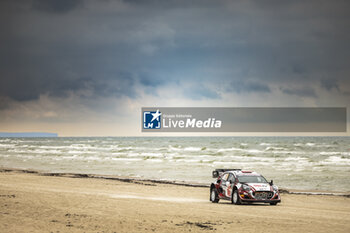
[{"left": 0, "top": 169, "right": 349, "bottom": 233}]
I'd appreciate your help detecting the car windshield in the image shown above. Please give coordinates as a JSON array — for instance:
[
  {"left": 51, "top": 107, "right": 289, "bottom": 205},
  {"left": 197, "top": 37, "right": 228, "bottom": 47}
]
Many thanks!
[{"left": 237, "top": 176, "right": 267, "bottom": 183}]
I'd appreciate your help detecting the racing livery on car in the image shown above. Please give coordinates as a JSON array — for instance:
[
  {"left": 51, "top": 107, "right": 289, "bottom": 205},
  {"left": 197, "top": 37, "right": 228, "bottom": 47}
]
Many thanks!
[{"left": 210, "top": 169, "right": 281, "bottom": 205}]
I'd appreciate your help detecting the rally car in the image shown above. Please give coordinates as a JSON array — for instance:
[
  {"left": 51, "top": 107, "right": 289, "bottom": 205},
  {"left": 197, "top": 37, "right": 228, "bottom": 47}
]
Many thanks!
[{"left": 210, "top": 169, "right": 281, "bottom": 205}]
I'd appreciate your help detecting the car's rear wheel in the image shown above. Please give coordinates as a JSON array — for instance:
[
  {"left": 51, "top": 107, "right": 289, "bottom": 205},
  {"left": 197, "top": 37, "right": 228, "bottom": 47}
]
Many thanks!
[
  {"left": 210, "top": 187, "right": 219, "bottom": 203},
  {"left": 232, "top": 189, "right": 241, "bottom": 205}
]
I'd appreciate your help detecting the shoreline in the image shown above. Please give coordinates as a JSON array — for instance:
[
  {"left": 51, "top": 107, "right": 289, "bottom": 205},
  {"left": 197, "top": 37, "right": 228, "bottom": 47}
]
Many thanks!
[{"left": 1, "top": 167, "right": 349, "bottom": 197}]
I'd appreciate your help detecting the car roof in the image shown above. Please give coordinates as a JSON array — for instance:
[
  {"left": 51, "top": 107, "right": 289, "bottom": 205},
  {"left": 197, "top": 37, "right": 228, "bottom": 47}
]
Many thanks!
[{"left": 226, "top": 170, "right": 261, "bottom": 176}]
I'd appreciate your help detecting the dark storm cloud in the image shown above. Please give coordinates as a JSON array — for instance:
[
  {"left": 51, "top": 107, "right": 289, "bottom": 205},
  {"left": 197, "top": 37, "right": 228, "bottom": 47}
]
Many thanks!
[
  {"left": 280, "top": 87, "right": 317, "bottom": 98},
  {"left": 0, "top": 0, "right": 350, "bottom": 104},
  {"left": 183, "top": 85, "right": 220, "bottom": 100},
  {"left": 228, "top": 80, "right": 271, "bottom": 94},
  {"left": 139, "top": 73, "right": 166, "bottom": 87},
  {"left": 320, "top": 79, "right": 340, "bottom": 92}
]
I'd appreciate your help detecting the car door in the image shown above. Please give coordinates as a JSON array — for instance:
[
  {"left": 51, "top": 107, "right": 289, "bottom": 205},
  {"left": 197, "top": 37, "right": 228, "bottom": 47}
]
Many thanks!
[
  {"left": 226, "top": 173, "right": 234, "bottom": 197},
  {"left": 221, "top": 173, "right": 230, "bottom": 198}
]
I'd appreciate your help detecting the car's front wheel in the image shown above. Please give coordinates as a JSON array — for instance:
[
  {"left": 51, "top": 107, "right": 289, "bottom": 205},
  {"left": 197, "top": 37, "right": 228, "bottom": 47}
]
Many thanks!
[
  {"left": 232, "top": 189, "right": 242, "bottom": 205},
  {"left": 210, "top": 187, "right": 219, "bottom": 203},
  {"left": 270, "top": 202, "right": 278, "bottom": 205}
]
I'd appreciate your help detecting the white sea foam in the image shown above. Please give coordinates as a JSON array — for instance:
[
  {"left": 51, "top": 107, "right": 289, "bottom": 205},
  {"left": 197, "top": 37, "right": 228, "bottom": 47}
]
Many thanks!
[
  {"left": 0, "top": 139, "right": 11, "bottom": 142},
  {"left": 0, "top": 144, "right": 15, "bottom": 148},
  {"left": 67, "top": 150, "right": 96, "bottom": 154},
  {"left": 111, "top": 158, "right": 143, "bottom": 162},
  {"left": 284, "top": 156, "right": 308, "bottom": 161},
  {"left": 175, "top": 159, "right": 201, "bottom": 163},
  {"left": 319, "top": 151, "right": 347, "bottom": 156},
  {"left": 320, "top": 156, "right": 350, "bottom": 165},
  {"left": 265, "top": 146, "right": 286, "bottom": 151},
  {"left": 217, "top": 147, "right": 243, "bottom": 152},
  {"left": 183, "top": 147, "right": 202, "bottom": 152},
  {"left": 260, "top": 143, "right": 273, "bottom": 146},
  {"left": 145, "top": 159, "right": 163, "bottom": 163},
  {"left": 293, "top": 143, "right": 304, "bottom": 146},
  {"left": 140, "top": 152, "right": 163, "bottom": 157},
  {"left": 269, "top": 150, "right": 305, "bottom": 155},
  {"left": 246, "top": 149, "right": 264, "bottom": 153},
  {"left": 7, "top": 149, "right": 33, "bottom": 153},
  {"left": 168, "top": 145, "right": 182, "bottom": 151}
]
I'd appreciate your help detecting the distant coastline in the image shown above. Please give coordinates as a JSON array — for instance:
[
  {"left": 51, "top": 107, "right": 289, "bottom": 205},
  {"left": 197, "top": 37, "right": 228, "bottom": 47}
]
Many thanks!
[{"left": 0, "top": 132, "right": 58, "bottom": 137}]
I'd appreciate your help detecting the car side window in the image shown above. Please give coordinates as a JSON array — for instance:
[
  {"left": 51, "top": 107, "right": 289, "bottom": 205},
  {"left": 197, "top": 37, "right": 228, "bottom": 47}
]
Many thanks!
[
  {"left": 228, "top": 174, "right": 234, "bottom": 182},
  {"left": 222, "top": 173, "right": 229, "bottom": 181}
]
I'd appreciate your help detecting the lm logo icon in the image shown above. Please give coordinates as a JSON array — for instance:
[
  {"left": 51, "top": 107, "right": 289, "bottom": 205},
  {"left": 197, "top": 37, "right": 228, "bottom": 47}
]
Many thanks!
[{"left": 143, "top": 109, "right": 162, "bottom": 129}]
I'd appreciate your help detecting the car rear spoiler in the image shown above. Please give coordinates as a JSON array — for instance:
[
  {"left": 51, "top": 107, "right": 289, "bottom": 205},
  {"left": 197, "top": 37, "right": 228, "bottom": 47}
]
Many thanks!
[{"left": 212, "top": 169, "right": 241, "bottom": 178}]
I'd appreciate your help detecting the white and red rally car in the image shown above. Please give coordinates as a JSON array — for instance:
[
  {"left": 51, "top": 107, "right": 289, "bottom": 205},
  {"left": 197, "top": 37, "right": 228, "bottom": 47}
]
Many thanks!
[{"left": 210, "top": 169, "right": 281, "bottom": 205}]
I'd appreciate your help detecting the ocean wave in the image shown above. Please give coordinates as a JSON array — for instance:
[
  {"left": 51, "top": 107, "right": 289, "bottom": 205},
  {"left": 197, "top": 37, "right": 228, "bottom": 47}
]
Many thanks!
[
  {"left": 268, "top": 150, "right": 306, "bottom": 155},
  {"left": 260, "top": 143, "right": 273, "bottom": 146},
  {"left": 0, "top": 139, "right": 11, "bottom": 142},
  {"left": 320, "top": 156, "right": 350, "bottom": 165},
  {"left": 183, "top": 147, "right": 203, "bottom": 152},
  {"left": 111, "top": 158, "right": 143, "bottom": 162},
  {"left": 175, "top": 159, "right": 203, "bottom": 163},
  {"left": 67, "top": 150, "right": 96, "bottom": 154},
  {"left": 246, "top": 149, "right": 265, "bottom": 153},
  {"left": 217, "top": 147, "right": 242, "bottom": 152},
  {"left": 168, "top": 145, "right": 182, "bottom": 151},
  {"left": 315, "top": 144, "right": 336, "bottom": 148},
  {"left": 140, "top": 152, "right": 164, "bottom": 157},
  {"left": 144, "top": 159, "right": 163, "bottom": 163},
  {"left": 7, "top": 149, "right": 35, "bottom": 154},
  {"left": 293, "top": 143, "right": 304, "bottom": 147},
  {"left": 212, "top": 161, "right": 240, "bottom": 166},
  {"left": 319, "top": 151, "right": 350, "bottom": 156},
  {"left": 217, "top": 147, "right": 269, "bottom": 154},
  {"left": 265, "top": 146, "right": 286, "bottom": 151},
  {"left": 0, "top": 144, "right": 16, "bottom": 148},
  {"left": 284, "top": 156, "right": 309, "bottom": 161}
]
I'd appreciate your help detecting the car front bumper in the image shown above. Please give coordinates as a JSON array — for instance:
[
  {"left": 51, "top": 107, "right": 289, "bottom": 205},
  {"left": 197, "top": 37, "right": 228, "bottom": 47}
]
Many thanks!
[{"left": 239, "top": 190, "right": 281, "bottom": 203}]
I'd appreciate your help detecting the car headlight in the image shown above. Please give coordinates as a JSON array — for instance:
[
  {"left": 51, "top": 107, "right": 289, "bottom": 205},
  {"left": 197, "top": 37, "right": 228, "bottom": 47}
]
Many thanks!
[
  {"left": 242, "top": 184, "right": 251, "bottom": 191},
  {"left": 272, "top": 185, "right": 278, "bottom": 191}
]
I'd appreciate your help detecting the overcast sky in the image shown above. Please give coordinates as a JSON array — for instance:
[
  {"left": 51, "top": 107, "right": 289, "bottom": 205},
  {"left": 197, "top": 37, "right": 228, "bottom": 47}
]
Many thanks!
[{"left": 0, "top": 0, "right": 349, "bottom": 136}]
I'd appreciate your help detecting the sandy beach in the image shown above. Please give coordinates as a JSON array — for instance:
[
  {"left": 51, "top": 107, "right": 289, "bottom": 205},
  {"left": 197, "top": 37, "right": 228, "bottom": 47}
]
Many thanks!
[{"left": 0, "top": 169, "right": 349, "bottom": 233}]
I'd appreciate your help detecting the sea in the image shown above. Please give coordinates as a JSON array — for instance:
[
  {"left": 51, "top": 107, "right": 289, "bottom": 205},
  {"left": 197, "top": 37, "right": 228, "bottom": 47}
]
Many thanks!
[{"left": 0, "top": 137, "right": 349, "bottom": 192}]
